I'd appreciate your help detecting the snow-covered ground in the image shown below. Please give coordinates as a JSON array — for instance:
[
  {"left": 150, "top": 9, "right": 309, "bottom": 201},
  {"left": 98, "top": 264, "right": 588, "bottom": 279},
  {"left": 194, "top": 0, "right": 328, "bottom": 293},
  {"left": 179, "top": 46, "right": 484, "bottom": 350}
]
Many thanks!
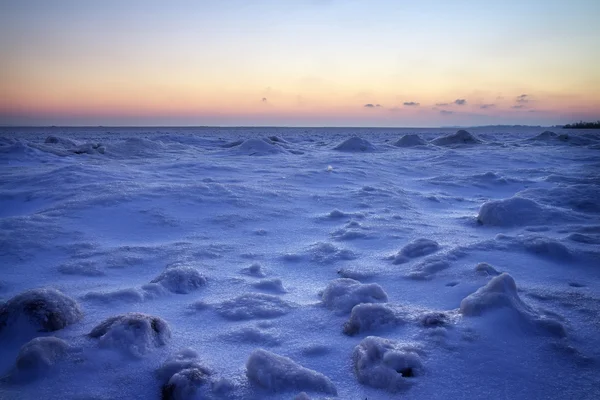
[{"left": 1, "top": 126, "right": 599, "bottom": 399}]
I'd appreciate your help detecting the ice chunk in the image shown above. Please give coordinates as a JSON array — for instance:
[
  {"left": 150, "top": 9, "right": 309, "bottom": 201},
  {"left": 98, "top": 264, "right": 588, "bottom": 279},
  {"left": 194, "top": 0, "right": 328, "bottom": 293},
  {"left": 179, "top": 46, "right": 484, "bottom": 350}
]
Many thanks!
[
  {"left": 150, "top": 266, "right": 207, "bottom": 294},
  {"left": 353, "top": 336, "right": 423, "bottom": 391},
  {"left": 393, "top": 134, "right": 427, "bottom": 147},
  {"left": 89, "top": 312, "right": 171, "bottom": 356},
  {"left": 333, "top": 136, "right": 376, "bottom": 152},
  {"left": 0, "top": 288, "right": 83, "bottom": 335},
  {"left": 321, "top": 278, "right": 388, "bottom": 313},
  {"left": 12, "top": 336, "right": 70, "bottom": 381},
  {"left": 343, "top": 303, "right": 400, "bottom": 335},
  {"left": 391, "top": 238, "right": 440, "bottom": 264},
  {"left": 431, "top": 130, "right": 481, "bottom": 146},
  {"left": 217, "top": 293, "right": 294, "bottom": 320},
  {"left": 246, "top": 349, "right": 337, "bottom": 394}
]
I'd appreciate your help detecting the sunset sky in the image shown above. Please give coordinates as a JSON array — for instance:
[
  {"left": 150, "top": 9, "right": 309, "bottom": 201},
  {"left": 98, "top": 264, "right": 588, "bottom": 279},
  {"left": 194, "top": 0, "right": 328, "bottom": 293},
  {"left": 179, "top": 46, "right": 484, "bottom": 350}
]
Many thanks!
[{"left": 1, "top": 0, "right": 599, "bottom": 127}]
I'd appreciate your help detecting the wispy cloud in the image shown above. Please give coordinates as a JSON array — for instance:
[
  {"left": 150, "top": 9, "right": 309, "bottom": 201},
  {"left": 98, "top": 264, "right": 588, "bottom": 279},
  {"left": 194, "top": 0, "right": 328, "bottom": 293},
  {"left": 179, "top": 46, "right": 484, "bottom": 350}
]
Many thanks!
[
  {"left": 403, "top": 101, "right": 420, "bottom": 107},
  {"left": 261, "top": 97, "right": 267, "bottom": 102},
  {"left": 435, "top": 102, "right": 449, "bottom": 107},
  {"left": 364, "top": 103, "right": 382, "bottom": 108},
  {"left": 440, "top": 110, "right": 453, "bottom": 115},
  {"left": 480, "top": 104, "right": 495, "bottom": 109},
  {"left": 512, "top": 105, "right": 525, "bottom": 109},
  {"left": 516, "top": 94, "right": 529, "bottom": 103},
  {"left": 454, "top": 99, "right": 467, "bottom": 105}
]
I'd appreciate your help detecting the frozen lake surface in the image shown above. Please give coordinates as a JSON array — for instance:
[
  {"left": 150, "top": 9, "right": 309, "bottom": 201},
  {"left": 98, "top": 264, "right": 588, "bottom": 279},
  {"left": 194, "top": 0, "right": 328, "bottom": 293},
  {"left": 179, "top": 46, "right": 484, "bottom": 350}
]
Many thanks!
[{"left": 1, "top": 126, "right": 599, "bottom": 399}]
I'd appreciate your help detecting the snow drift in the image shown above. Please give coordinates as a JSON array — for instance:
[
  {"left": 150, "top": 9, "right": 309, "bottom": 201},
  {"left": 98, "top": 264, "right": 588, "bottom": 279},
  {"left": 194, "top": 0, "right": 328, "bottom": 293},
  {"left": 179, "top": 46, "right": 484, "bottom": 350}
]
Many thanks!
[
  {"left": 431, "top": 130, "right": 481, "bottom": 146},
  {"left": 333, "top": 136, "right": 376, "bottom": 152}
]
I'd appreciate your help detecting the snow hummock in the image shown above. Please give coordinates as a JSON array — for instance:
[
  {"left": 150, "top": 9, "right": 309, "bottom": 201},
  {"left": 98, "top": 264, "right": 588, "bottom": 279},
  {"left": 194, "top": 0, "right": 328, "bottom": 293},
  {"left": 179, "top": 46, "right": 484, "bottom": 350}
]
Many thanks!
[
  {"left": 228, "top": 138, "right": 287, "bottom": 155},
  {"left": 460, "top": 273, "right": 566, "bottom": 337},
  {"left": 216, "top": 293, "right": 295, "bottom": 320},
  {"left": 10, "top": 336, "right": 70, "bottom": 381},
  {"left": 88, "top": 312, "right": 172, "bottom": 356},
  {"left": 321, "top": 278, "right": 388, "bottom": 313},
  {"left": 246, "top": 348, "right": 337, "bottom": 394},
  {"left": 343, "top": 303, "right": 400, "bottom": 335},
  {"left": 474, "top": 262, "right": 501, "bottom": 276},
  {"left": 431, "top": 130, "right": 481, "bottom": 146},
  {"left": 333, "top": 136, "right": 376, "bottom": 152},
  {"left": 390, "top": 238, "right": 440, "bottom": 264},
  {"left": 477, "top": 196, "right": 549, "bottom": 226},
  {"left": 150, "top": 266, "right": 207, "bottom": 294},
  {"left": 393, "top": 134, "right": 427, "bottom": 147},
  {"left": 353, "top": 336, "right": 424, "bottom": 392},
  {"left": 0, "top": 288, "right": 83, "bottom": 335}
]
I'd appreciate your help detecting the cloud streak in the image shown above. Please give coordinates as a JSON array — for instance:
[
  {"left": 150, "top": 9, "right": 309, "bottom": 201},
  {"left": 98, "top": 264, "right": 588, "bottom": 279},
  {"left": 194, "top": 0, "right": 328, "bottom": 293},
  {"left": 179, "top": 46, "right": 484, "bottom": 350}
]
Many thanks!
[
  {"left": 403, "top": 101, "right": 420, "bottom": 107},
  {"left": 454, "top": 99, "right": 467, "bottom": 105}
]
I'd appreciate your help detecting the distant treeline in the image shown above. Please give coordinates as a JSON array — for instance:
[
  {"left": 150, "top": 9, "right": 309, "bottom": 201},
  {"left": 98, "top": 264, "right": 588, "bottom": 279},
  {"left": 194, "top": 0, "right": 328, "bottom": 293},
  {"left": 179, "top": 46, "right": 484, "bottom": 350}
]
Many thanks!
[{"left": 563, "top": 121, "right": 600, "bottom": 129}]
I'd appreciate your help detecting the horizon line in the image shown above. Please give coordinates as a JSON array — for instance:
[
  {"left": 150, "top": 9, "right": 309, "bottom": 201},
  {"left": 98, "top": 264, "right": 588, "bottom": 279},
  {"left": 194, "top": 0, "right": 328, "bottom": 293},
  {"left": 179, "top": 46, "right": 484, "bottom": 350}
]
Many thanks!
[{"left": 0, "top": 124, "right": 560, "bottom": 129}]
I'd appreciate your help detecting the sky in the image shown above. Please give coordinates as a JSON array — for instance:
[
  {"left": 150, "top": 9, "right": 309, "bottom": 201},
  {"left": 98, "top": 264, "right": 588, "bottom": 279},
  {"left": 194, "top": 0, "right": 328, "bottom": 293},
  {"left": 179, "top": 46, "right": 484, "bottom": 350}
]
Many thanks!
[{"left": 1, "top": 0, "right": 599, "bottom": 127}]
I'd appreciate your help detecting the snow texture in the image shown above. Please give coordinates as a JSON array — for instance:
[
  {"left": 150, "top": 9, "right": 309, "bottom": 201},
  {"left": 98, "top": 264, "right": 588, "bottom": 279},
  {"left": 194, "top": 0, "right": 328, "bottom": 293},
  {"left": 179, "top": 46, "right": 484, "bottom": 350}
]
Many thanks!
[
  {"left": 343, "top": 303, "right": 401, "bottom": 335},
  {"left": 246, "top": 349, "right": 337, "bottom": 394}
]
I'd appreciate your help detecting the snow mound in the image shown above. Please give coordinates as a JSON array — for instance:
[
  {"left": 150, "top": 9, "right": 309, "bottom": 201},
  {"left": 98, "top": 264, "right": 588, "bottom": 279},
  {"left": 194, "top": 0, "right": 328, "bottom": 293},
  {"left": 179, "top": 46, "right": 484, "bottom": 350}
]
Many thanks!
[
  {"left": 150, "top": 266, "right": 207, "bottom": 294},
  {"left": 460, "top": 273, "right": 566, "bottom": 337},
  {"left": 217, "top": 293, "right": 294, "bottom": 320},
  {"left": 475, "top": 262, "right": 501, "bottom": 276},
  {"left": 158, "top": 349, "right": 218, "bottom": 400},
  {"left": 88, "top": 312, "right": 171, "bottom": 356},
  {"left": 344, "top": 303, "right": 400, "bottom": 335},
  {"left": 477, "top": 196, "right": 548, "bottom": 226},
  {"left": 431, "top": 130, "right": 481, "bottom": 146},
  {"left": 246, "top": 349, "right": 337, "bottom": 394},
  {"left": 38, "top": 135, "right": 105, "bottom": 155},
  {"left": 0, "top": 288, "right": 83, "bottom": 335},
  {"left": 393, "top": 134, "right": 427, "bottom": 147},
  {"left": 529, "top": 131, "right": 557, "bottom": 141},
  {"left": 353, "top": 336, "right": 423, "bottom": 392},
  {"left": 220, "top": 326, "right": 281, "bottom": 346},
  {"left": 44, "top": 135, "right": 78, "bottom": 147},
  {"left": 391, "top": 238, "right": 440, "bottom": 264},
  {"left": 241, "top": 263, "right": 266, "bottom": 277},
  {"left": 321, "top": 278, "right": 388, "bottom": 313},
  {"left": 229, "top": 139, "right": 287, "bottom": 155},
  {"left": 12, "top": 337, "right": 70, "bottom": 381},
  {"left": 333, "top": 136, "right": 376, "bottom": 152},
  {"left": 252, "top": 278, "right": 287, "bottom": 293},
  {"left": 308, "top": 242, "right": 357, "bottom": 263}
]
